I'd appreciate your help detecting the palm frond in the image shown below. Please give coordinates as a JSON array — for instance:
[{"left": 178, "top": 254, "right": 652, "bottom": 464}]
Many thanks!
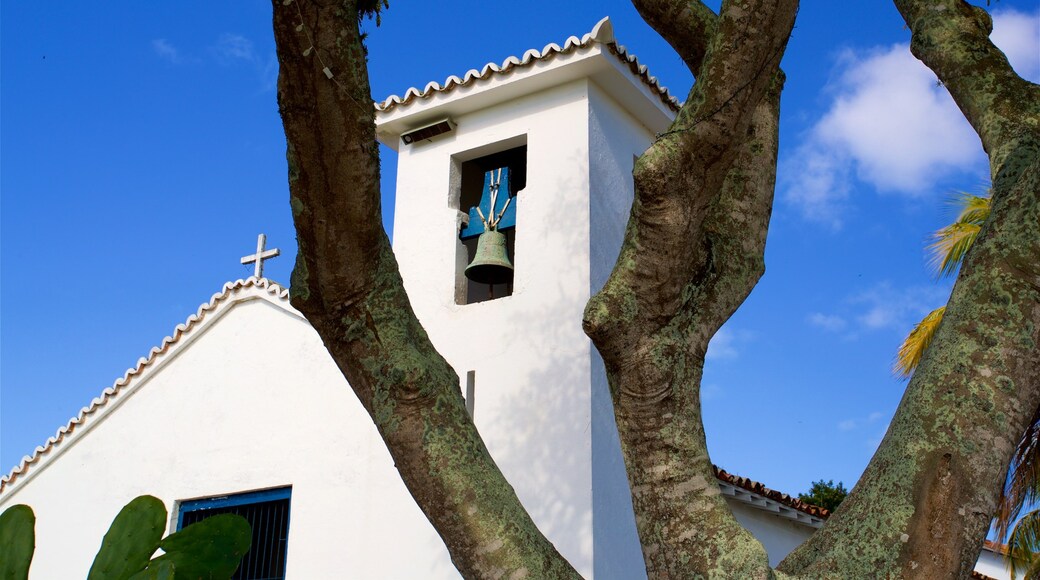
[
  {"left": 893, "top": 306, "right": 945, "bottom": 378},
  {"left": 953, "top": 191, "right": 991, "bottom": 226},
  {"left": 927, "top": 191, "right": 991, "bottom": 278},
  {"left": 995, "top": 407, "right": 1040, "bottom": 542},
  {"left": 928, "top": 222, "right": 982, "bottom": 278},
  {"left": 1007, "top": 509, "right": 1040, "bottom": 580}
]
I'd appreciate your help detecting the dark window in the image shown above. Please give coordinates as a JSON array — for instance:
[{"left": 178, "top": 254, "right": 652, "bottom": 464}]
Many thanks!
[
  {"left": 457, "top": 146, "right": 526, "bottom": 304},
  {"left": 177, "top": 487, "right": 291, "bottom": 580}
]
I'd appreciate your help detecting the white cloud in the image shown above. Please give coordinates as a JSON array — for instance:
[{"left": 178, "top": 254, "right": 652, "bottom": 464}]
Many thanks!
[
  {"left": 706, "top": 327, "right": 758, "bottom": 362},
  {"left": 839, "top": 411, "right": 888, "bottom": 435},
  {"left": 701, "top": 383, "right": 722, "bottom": 402},
  {"left": 808, "top": 312, "right": 847, "bottom": 332},
  {"left": 850, "top": 282, "right": 949, "bottom": 333},
  {"left": 783, "top": 43, "right": 985, "bottom": 228},
  {"left": 213, "top": 34, "right": 277, "bottom": 92},
  {"left": 992, "top": 8, "right": 1040, "bottom": 83},
  {"left": 706, "top": 327, "right": 738, "bottom": 361},
  {"left": 152, "top": 39, "right": 180, "bottom": 64},
  {"left": 216, "top": 33, "right": 256, "bottom": 62},
  {"left": 783, "top": 12, "right": 1038, "bottom": 228}
]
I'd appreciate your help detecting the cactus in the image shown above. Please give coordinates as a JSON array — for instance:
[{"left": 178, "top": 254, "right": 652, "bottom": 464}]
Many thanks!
[
  {"left": 144, "top": 513, "right": 251, "bottom": 579},
  {"left": 5, "top": 496, "right": 249, "bottom": 579},
  {"left": 87, "top": 495, "right": 166, "bottom": 580},
  {"left": 126, "top": 560, "right": 175, "bottom": 580},
  {"left": 0, "top": 504, "right": 35, "bottom": 580}
]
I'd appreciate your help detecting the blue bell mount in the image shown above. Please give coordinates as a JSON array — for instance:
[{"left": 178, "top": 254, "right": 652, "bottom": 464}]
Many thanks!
[
  {"left": 462, "top": 167, "right": 515, "bottom": 285},
  {"left": 460, "top": 167, "right": 517, "bottom": 240}
]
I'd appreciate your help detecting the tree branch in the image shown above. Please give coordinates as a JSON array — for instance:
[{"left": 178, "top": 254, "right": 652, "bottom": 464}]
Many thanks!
[
  {"left": 272, "top": 2, "right": 579, "bottom": 577},
  {"left": 583, "top": 0, "right": 797, "bottom": 576},
  {"left": 631, "top": 0, "right": 717, "bottom": 76},
  {"left": 779, "top": 2, "right": 1040, "bottom": 576},
  {"left": 892, "top": 0, "right": 1040, "bottom": 171}
]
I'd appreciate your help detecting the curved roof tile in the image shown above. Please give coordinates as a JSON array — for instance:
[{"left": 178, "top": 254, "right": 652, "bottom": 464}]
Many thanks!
[
  {"left": 714, "top": 465, "right": 832, "bottom": 519},
  {"left": 0, "top": 277, "right": 291, "bottom": 494},
  {"left": 375, "top": 17, "right": 681, "bottom": 114}
]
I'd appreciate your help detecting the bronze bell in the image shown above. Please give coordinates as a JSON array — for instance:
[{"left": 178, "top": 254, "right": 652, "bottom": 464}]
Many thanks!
[{"left": 465, "top": 229, "right": 513, "bottom": 285}]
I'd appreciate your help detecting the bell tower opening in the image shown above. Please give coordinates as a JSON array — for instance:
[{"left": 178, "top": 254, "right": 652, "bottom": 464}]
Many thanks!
[{"left": 452, "top": 144, "right": 526, "bottom": 305}]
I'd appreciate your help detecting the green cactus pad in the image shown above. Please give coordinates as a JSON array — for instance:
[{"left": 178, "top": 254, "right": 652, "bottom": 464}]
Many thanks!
[
  {"left": 127, "top": 560, "right": 175, "bottom": 580},
  {"left": 147, "top": 513, "right": 251, "bottom": 579},
  {"left": 0, "top": 504, "right": 35, "bottom": 580},
  {"left": 88, "top": 495, "right": 167, "bottom": 580}
]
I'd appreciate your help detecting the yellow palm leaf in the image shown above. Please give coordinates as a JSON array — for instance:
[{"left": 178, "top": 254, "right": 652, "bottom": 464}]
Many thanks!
[
  {"left": 893, "top": 306, "right": 945, "bottom": 378},
  {"left": 927, "top": 191, "right": 991, "bottom": 279}
]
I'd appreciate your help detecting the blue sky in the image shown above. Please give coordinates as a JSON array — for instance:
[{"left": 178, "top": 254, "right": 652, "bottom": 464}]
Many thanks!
[{"left": 2, "top": 1, "right": 1038, "bottom": 502}]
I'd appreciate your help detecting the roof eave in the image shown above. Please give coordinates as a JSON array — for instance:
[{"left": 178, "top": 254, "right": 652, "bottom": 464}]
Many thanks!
[{"left": 374, "top": 16, "right": 678, "bottom": 152}]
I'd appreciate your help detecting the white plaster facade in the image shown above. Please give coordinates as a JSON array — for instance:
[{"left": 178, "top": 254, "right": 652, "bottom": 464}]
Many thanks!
[{"left": 0, "top": 17, "right": 1012, "bottom": 580}]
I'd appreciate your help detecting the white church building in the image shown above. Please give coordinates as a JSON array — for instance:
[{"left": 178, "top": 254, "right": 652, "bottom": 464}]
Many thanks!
[{"left": 0, "top": 17, "right": 1010, "bottom": 580}]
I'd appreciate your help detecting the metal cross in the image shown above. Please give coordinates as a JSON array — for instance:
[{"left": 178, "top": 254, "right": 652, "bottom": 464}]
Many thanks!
[{"left": 240, "top": 233, "right": 280, "bottom": 278}]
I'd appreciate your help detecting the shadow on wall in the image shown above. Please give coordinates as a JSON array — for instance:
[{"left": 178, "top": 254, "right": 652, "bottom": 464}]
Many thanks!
[{"left": 478, "top": 150, "right": 596, "bottom": 572}]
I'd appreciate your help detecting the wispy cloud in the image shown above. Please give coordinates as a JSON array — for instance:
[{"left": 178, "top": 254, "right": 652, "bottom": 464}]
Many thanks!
[
  {"left": 701, "top": 383, "right": 722, "bottom": 403},
  {"left": 838, "top": 410, "right": 889, "bottom": 434},
  {"left": 850, "top": 282, "right": 949, "bottom": 333},
  {"left": 992, "top": 8, "right": 1040, "bottom": 83},
  {"left": 152, "top": 39, "right": 181, "bottom": 64},
  {"left": 213, "top": 33, "right": 277, "bottom": 92},
  {"left": 808, "top": 312, "right": 847, "bottom": 333},
  {"left": 780, "top": 11, "right": 1039, "bottom": 228},
  {"left": 809, "top": 281, "right": 950, "bottom": 341},
  {"left": 706, "top": 327, "right": 756, "bottom": 362},
  {"left": 215, "top": 33, "right": 256, "bottom": 62}
]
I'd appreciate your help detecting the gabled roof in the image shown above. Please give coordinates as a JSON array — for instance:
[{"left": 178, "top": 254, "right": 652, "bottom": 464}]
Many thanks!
[
  {"left": 4, "top": 278, "right": 1007, "bottom": 566},
  {"left": 0, "top": 277, "right": 295, "bottom": 495},
  {"left": 375, "top": 17, "right": 681, "bottom": 114}
]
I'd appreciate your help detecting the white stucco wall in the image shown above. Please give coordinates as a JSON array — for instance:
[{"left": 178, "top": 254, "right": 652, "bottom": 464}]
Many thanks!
[
  {"left": 391, "top": 78, "right": 597, "bottom": 577},
  {"left": 0, "top": 293, "right": 456, "bottom": 579},
  {"left": 975, "top": 547, "right": 1012, "bottom": 580},
  {"left": 587, "top": 81, "right": 657, "bottom": 580},
  {"left": 727, "top": 502, "right": 816, "bottom": 567}
]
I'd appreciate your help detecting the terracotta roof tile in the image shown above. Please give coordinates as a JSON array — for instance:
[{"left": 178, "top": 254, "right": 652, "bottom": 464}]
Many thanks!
[
  {"left": 714, "top": 465, "right": 832, "bottom": 519},
  {"left": 375, "top": 17, "right": 681, "bottom": 114}
]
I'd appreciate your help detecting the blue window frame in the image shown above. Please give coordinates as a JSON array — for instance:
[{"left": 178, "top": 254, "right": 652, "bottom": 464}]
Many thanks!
[{"left": 177, "top": 487, "right": 291, "bottom": 580}]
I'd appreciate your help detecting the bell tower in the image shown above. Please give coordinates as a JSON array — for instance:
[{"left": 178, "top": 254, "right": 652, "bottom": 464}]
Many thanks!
[{"left": 375, "top": 17, "right": 677, "bottom": 578}]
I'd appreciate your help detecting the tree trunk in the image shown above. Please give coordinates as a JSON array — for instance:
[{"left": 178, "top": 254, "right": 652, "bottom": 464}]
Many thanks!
[
  {"left": 583, "top": 1, "right": 798, "bottom": 576},
  {"left": 272, "top": 2, "right": 579, "bottom": 577},
  {"left": 778, "top": 2, "right": 1040, "bottom": 577}
]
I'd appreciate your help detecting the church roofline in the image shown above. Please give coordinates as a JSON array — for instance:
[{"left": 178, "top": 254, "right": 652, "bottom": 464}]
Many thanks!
[
  {"left": 0, "top": 277, "right": 296, "bottom": 497},
  {"left": 12, "top": 279, "right": 997, "bottom": 550},
  {"left": 374, "top": 16, "right": 681, "bottom": 150}
]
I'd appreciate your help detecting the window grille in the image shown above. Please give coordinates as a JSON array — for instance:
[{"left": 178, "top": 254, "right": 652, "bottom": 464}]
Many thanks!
[{"left": 177, "top": 487, "right": 291, "bottom": 580}]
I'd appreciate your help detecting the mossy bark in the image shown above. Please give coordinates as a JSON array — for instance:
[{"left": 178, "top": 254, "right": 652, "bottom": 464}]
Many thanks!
[
  {"left": 778, "top": 1, "right": 1040, "bottom": 578},
  {"left": 272, "top": 2, "right": 579, "bottom": 578},
  {"left": 583, "top": 0, "right": 798, "bottom": 577},
  {"left": 273, "top": 0, "right": 1036, "bottom": 578}
]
